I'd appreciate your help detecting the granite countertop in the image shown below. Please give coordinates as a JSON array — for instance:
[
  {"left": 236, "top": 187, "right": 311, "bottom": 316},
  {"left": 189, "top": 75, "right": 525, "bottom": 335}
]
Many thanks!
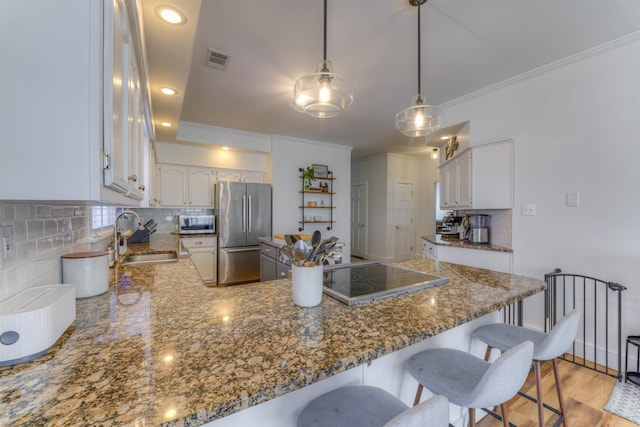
[
  {"left": 0, "top": 234, "right": 543, "bottom": 427},
  {"left": 422, "top": 234, "right": 514, "bottom": 253}
]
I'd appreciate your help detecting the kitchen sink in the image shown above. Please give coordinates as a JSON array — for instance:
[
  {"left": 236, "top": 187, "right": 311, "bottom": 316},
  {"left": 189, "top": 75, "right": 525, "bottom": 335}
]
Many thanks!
[{"left": 121, "top": 251, "right": 178, "bottom": 267}]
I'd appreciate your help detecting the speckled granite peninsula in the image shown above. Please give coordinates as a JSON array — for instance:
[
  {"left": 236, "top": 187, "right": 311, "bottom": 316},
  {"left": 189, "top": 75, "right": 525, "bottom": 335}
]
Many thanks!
[{"left": 0, "top": 234, "right": 545, "bottom": 427}]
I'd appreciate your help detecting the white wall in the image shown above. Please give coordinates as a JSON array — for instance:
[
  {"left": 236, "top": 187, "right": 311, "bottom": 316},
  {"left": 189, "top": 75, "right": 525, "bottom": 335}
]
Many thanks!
[
  {"left": 352, "top": 154, "right": 388, "bottom": 261},
  {"left": 271, "top": 135, "right": 352, "bottom": 260},
  {"left": 352, "top": 153, "right": 439, "bottom": 262},
  {"left": 441, "top": 36, "right": 640, "bottom": 348}
]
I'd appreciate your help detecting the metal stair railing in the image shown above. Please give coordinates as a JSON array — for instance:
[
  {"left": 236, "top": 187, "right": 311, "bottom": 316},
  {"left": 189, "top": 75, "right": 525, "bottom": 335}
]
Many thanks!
[{"left": 544, "top": 268, "right": 627, "bottom": 380}]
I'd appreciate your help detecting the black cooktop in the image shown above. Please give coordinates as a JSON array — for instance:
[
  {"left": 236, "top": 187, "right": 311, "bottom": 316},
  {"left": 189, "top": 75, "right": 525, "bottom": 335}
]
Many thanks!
[{"left": 322, "top": 261, "right": 448, "bottom": 306}]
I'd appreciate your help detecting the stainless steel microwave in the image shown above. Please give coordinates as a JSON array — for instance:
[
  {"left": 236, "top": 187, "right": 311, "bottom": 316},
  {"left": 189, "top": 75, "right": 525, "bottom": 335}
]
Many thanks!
[{"left": 178, "top": 215, "right": 215, "bottom": 234}]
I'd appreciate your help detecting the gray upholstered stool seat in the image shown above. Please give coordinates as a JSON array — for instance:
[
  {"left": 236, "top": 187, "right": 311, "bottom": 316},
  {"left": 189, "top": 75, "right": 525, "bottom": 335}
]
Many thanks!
[
  {"left": 406, "top": 341, "right": 534, "bottom": 427},
  {"left": 471, "top": 310, "right": 580, "bottom": 427},
  {"left": 297, "top": 385, "right": 449, "bottom": 427}
]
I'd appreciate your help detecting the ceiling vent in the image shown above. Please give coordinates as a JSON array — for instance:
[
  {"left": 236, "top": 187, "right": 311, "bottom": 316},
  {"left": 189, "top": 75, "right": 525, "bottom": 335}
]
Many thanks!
[{"left": 205, "top": 48, "right": 230, "bottom": 70}]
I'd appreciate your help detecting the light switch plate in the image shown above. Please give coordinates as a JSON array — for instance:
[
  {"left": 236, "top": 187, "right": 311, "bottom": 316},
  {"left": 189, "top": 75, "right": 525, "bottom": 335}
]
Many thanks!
[{"left": 566, "top": 192, "right": 580, "bottom": 207}]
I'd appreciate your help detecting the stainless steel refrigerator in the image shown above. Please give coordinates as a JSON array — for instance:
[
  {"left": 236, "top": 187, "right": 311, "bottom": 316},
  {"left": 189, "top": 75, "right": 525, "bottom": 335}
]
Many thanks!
[{"left": 217, "top": 181, "right": 272, "bottom": 285}]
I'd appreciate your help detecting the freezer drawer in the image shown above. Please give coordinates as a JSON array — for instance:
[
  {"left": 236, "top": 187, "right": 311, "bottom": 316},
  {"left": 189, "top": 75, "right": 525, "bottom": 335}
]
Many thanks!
[{"left": 218, "top": 246, "right": 260, "bottom": 285}]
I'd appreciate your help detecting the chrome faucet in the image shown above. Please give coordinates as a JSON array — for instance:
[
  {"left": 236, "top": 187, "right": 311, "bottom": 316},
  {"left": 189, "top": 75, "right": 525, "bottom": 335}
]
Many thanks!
[{"left": 113, "top": 210, "right": 145, "bottom": 260}]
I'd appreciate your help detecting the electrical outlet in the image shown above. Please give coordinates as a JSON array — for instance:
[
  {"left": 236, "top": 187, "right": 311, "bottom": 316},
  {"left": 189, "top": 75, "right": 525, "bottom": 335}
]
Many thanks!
[
  {"left": 0, "top": 225, "right": 15, "bottom": 269},
  {"left": 521, "top": 204, "right": 537, "bottom": 216}
]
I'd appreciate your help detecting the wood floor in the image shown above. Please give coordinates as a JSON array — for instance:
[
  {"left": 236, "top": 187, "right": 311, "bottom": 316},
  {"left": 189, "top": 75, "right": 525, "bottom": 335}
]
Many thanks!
[{"left": 476, "top": 359, "right": 636, "bottom": 427}]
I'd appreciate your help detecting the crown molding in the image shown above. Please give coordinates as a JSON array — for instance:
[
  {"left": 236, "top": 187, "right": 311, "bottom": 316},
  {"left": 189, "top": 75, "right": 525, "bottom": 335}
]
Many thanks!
[{"left": 441, "top": 31, "right": 640, "bottom": 109}]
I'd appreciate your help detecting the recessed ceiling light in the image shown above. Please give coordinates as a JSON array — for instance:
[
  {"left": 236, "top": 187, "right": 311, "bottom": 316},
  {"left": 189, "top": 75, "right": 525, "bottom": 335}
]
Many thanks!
[
  {"left": 440, "top": 136, "right": 450, "bottom": 140},
  {"left": 222, "top": 146, "right": 230, "bottom": 151},
  {"left": 155, "top": 5, "right": 186, "bottom": 25},
  {"left": 160, "top": 122, "right": 173, "bottom": 127},
  {"left": 160, "top": 87, "right": 177, "bottom": 95}
]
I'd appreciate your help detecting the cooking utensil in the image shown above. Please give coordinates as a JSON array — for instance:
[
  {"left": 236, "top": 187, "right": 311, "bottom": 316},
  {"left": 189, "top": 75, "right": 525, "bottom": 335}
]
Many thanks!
[
  {"left": 293, "top": 239, "right": 309, "bottom": 266},
  {"left": 284, "top": 234, "right": 294, "bottom": 246},
  {"left": 280, "top": 245, "right": 294, "bottom": 262},
  {"left": 307, "top": 230, "right": 321, "bottom": 261},
  {"left": 313, "top": 237, "right": 338, "bottom": 263}
]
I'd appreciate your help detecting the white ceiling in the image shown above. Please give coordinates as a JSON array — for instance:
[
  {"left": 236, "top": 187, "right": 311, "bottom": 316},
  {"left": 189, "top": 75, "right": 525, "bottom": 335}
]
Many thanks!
[{"left": 139, "top": 0, "right": 640, "bottom": 159}]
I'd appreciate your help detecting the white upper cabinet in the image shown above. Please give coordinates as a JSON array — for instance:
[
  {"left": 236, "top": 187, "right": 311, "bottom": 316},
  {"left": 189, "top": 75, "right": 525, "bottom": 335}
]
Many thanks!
[
  {"left": 440, "top": 149, "right": 472, "bottom": 209},
  {"left": 439, "top": 139, "right": 513, "bottom": 210},
  {"left": 471, "top": 140, "right": 513, "bottom": 209},
  {"left": 104, "top": 0, "right": 147, "bottom": 201},
  {"left": 188, "top": 168, "right": 215, "bottom": 207},
  {"left": 157, "top": 165, "right": 214, "bottom": 207},
  {"left": 0, "top": 0, "right": 150, "bottom": 204}
]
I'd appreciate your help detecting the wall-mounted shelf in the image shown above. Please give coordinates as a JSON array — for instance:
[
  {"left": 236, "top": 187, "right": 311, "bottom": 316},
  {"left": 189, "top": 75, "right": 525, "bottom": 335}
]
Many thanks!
[{"left": 298, "top": 167, "right": 334, "bottom": 231}]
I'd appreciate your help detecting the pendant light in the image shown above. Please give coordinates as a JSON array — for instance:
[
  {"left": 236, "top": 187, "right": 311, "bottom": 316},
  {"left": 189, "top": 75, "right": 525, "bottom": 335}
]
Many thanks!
[
  {"left": 291, "top": 0, "right": 353, "bottom": 118},
  {"left": 396, "top": 0, "right": 442, "bottom": 137}
]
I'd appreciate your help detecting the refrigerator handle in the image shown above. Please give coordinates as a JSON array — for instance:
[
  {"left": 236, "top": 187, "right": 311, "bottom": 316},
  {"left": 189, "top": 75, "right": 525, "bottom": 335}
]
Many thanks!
[
  {"left": 242, "top": 195, "right": 247, "bottom": 234},
  {"left": 248, "top": 195, "right": 252, "bottom": 233}
]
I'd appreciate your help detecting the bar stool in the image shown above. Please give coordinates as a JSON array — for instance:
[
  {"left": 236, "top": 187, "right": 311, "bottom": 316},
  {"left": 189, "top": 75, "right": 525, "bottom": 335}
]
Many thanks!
[
  {"left": 406, "top": 341, "right": 534, "bottom": 427},
  {"left": 471, "top": 310, "right": 580, "bottom": 427},
  {"left": 297, "top": 385, "right": 449, "bottom": 427}
]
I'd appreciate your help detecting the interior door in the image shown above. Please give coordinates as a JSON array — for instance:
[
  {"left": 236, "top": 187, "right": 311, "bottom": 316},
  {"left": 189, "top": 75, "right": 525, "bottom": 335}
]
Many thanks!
[
  {"left": 350, "top": 183, "right": 367, "bottom": 258},
  {"left": 393, "top": 179, "right": 415, "bottom": 262}
]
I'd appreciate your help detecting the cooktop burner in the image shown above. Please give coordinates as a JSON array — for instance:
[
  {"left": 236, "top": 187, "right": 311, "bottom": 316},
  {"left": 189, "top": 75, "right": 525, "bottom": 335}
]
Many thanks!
[{"left": 322, "top": 261, "right": 448, "bottom": 306}]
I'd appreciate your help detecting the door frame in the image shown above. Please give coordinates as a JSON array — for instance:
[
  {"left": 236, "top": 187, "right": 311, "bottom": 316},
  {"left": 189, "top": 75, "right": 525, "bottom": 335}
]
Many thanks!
[{"left": 350, "top": 182, "right": 368, "bottom": 259}]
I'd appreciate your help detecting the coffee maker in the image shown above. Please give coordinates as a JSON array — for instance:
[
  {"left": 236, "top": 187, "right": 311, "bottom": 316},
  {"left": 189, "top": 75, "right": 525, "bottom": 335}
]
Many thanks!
[{"left": 469, "top": 214, "right": 490, "bottom": 243}]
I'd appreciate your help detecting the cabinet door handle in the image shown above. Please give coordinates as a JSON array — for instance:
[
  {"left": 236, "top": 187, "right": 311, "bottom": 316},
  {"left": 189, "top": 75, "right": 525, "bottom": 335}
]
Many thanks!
[
  {"left": 138, "top": 185, "right": 145, "bottom": 191},
  {"left": 128, "top": 174, "right": 137, "bottom": 182}
]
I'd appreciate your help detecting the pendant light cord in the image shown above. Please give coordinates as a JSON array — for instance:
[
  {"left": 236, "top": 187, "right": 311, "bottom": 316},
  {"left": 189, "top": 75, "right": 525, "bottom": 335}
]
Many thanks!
[
  {"left": 417, "top": 1, "right": 422, "bottom": 99},
  {"left": 323, "top": 0, "right": 328, "bottom": 61}
]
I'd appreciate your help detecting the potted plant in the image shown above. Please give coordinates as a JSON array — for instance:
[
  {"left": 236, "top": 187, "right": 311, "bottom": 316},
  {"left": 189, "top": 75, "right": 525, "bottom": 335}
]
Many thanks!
[{"left": 303, "top": 167, "right": 314, "bottom": 190}]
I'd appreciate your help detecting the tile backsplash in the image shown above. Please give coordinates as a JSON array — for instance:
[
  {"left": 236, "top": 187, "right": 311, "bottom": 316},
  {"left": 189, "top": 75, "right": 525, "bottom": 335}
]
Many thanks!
[
  {"left": 0, "top": 203, "right": 215, "bottom": 301},
  {"left": 0, "top": 202, "right": 110, "bottom": 301}
]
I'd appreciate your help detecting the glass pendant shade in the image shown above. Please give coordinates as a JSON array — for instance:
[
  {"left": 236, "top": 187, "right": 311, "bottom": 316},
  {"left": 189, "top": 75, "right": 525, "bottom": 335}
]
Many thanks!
[
  {"left": 292, "top": 60, "right": 353, "bottom": 118},
  {"left": 396, "top": 0, "right": 442, "bottom": 137},
  {"left": 395, "top": 94, "right": 443, "bottom": 137}
]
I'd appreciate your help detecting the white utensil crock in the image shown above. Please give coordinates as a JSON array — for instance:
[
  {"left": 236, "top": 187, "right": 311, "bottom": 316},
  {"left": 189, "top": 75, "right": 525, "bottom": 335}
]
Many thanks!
[{"left": 292, "top": 264, "right": 323, "bottom": 307}]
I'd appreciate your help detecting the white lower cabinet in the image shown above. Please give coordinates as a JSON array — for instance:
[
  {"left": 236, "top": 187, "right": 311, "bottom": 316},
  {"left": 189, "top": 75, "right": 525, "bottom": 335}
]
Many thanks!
[
  {"left": 422, "top": 240, "right": 437, "bottom": 260},
  {"left": 181, "top": 237, "right": 217, "bottom": 284},
  {"left": 422, "top": 239, "right": 512, "bottom": 273}
]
